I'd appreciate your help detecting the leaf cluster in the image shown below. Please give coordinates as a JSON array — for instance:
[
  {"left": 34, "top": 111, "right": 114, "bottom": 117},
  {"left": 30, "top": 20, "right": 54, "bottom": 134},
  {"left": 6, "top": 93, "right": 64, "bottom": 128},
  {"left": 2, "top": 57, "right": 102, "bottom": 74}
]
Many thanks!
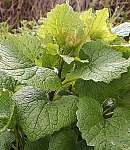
[{"left": 1, "top": 3, "right": 130, "bottom": 150}]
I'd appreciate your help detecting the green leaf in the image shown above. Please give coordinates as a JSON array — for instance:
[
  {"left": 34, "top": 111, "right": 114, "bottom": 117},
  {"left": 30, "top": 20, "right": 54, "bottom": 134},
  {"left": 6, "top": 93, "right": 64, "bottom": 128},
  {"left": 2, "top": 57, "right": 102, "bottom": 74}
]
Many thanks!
[
  {"left": 0, "top": 44, "right": 61, "bottom": 91},
  {"left": 75, "top": 68, "right": 130, "bottom": 103},
  {"left": 24, "top": 67, "right": 61, "bottom": 91},
  {"left": 0, "top": 33, "right": 42, "bottom": 64},
  {"left": 61, "top": 62, "right": 74, "bottom": 79},
  {"left": 80, "top": 9, "right": 116, "bottom": 42},
  {"left": 48, "top": 128, "right": 77, "bottom": 150},
  {"left": 0, "top": 130, "right": 15, "bottom": 150},
  {"left": 24, "top": 137, "right": 49, "bottom": 150},
  {"left": 75, "top": 80, "right": 113, "bottom": 103},
  {"left": 49, "top": 128, "right": 92, "bottom": 150},
  {"left": 0, "top": 32, "right": 60, "bottom": 68},
  {"left": 112, "top": 22, "right": 130, "bottom": 37},
  {"left": 65, "top": 40, "right": 130, "bottom": 83},
  {"left": 0, "top": 71, "right": 17, "bottom": 92},
  {"left": 77, "top": 97, "right": 130, "bottom": 149},
  {"left": 37, "top": 53, "right": 59, "bottom": 68},
  {"left": 0, "top": 91, "right": 15, "bottom": 149},
  {"left": 13, "top": 86, "right": 78, "bottom": 141},
  {"left": 0, "top": 91, "right": 15, "bottom": 133},
  {"left": 38, "top": 4, "right": 85, "bottom": 52}
]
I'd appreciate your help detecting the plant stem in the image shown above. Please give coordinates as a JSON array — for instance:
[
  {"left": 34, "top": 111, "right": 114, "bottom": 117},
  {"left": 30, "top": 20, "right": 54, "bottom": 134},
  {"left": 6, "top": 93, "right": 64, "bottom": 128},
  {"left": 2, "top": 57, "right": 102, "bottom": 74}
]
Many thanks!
[
  {"left": 58, "top": 58, "right": 64, "bottom": 79},
  {"left": 12, "top": 144, "right": 17, "bottom": 150},
  {"left": 14, "top": 124, "right": 25, "bottom": 150},
  {"left": 14, "top": 127, "right": 19, "bottom": 150}
]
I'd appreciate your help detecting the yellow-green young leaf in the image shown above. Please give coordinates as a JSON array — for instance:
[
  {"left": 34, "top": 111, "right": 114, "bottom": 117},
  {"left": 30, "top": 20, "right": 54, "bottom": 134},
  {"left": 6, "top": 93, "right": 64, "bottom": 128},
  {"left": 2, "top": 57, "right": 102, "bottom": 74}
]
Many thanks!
[
  {"left": 46, "top": 43, "right": 59, "bottom": 55},
  {"left": 80, "top": 8, "right": 116, "bottom": 42},
  {"left": 38, "top": 4, "right": 85, "bottom": 53},
  {"left": 80, "top": 9, "right": 94, "bottom": 39}
]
